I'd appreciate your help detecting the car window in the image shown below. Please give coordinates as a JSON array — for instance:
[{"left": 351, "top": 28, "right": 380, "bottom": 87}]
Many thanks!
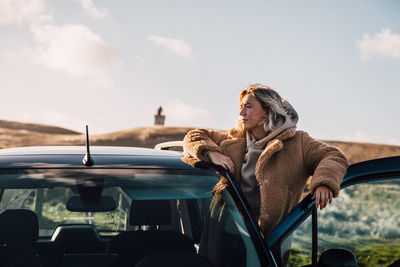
[
  {"left": 317, "top": 179, "right": 400, "bottom": 266},
  {"left": 197, "top": 190, "right": 261, "bottom": 267},
  {"left": 281, "top": 178, "right": 400, "bottom": 267},
  {"left": 0, "top": 169, "right": 264, "bottom": 266},
  {"left": 282, "top": 215, "right": 312, "bottom": 266},
  {"left": 123, "top": 190, "right": 262, "bottom": 267},
  {"left": 0, "top": 187, "right": 131, "bottom": 236}
]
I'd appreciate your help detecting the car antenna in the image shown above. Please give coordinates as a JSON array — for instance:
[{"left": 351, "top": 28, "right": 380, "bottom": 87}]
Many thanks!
[{"left": 82, "top": 125, "right": 94, "bottom": 166}]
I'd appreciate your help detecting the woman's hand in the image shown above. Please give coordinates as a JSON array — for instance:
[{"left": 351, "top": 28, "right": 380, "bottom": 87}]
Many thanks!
[
  {"left": 312, "top": 185, "right": 333, "bottom": 210},
  {"left": 208, "top": 151, "right": 235, "bottom": 174}
]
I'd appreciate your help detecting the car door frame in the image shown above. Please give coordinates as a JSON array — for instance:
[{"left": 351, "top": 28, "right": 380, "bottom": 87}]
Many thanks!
[{"left": 218, "top": 168, "right": 279, "bottom": 266}]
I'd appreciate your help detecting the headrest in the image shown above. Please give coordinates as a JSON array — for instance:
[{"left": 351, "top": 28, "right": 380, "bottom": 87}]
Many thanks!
[
  {"left": 0, "top": 209, "right": 39, "bottom": 243},
  {"left": 51, "top": 224, "right": 100, "bottom": 243},
  {"left": 136, "top": 252, "right": 214, "bottom": 267},
  {"left": 130, "top": 199, "right": 171, "bottom": 226},
  {"left": 318, "top": 248, "right": 357, "bottom": 267},
  {"left": 51, "top": 224, "right": 102, "bottom": 253}
]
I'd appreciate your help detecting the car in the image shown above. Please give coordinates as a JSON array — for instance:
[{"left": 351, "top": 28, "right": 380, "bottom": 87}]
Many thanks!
[
  {"left": 0, "top": 139, "right": 399, "bottom": 267},
  {"left": 0, "top": 142, "right": 269, "bottom": 267}
]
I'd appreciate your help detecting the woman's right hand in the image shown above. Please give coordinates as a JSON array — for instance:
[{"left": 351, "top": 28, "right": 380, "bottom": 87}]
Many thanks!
[{"left": 208, "top": 151, "right": 235, "bottom": 174}]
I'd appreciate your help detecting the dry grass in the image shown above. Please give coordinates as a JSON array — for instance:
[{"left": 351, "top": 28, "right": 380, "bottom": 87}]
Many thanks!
[
  {"left": 324, "top": 140, "right": 400, "bottom": 164},
  {"left": 0, "top": 119, "right": 80, "bottom": 135},
  {"left": 0, "top": 120, "right": 399, "bottom": 164}
]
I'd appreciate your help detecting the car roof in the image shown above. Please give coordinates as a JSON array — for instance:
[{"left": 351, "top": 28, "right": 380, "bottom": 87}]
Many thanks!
[
  {"left": 0, "top": 146, "right": 218, "bottom": 199},
  {"left": 0, "top": 146, "right": 180, "bottom": 156},
  {"left": 0, "top": 146, "right": 200, "bottom": 171}
]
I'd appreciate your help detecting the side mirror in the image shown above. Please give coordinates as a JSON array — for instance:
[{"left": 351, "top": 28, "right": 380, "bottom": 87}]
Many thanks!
[
  {"left": 317, "top": 248, "right": 357, "bottom": 267},
  {"left": 66, "top": 196, "right": 116, "bottom": 212}
]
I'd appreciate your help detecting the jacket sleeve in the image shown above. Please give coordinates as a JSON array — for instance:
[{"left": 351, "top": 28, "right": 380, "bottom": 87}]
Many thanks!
[
  {"left": 301, "top": 131, "right": 348, "bottom": 197},
  {"left": 183, "top": 128, "right": 229, "bottom": 162}
]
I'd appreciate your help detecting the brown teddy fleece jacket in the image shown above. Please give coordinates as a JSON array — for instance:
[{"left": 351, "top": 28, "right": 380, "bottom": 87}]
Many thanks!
[{"left": 182, "top": 127, "right": 348, "bottom": 239}]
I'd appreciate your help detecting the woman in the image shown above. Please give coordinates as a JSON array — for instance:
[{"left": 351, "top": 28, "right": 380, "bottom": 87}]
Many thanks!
[{"left": 183, "top": 84, "right": 348, "bottom": 238}]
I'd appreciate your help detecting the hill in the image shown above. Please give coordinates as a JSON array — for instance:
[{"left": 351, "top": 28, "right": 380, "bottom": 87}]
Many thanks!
[
  {"left": 0, "top": 120, "right": 399, "bottom": 164},
  {"left": 324, "top": 140, "right": 400, "bottom": 164},
  {"left": 0, "top": 120, "right": 80, "bottom": 135},
  {"left": 90, "top": 126, "right": 194, "bottom": 148},
  {"left": 0, "top": 120, "right": 80, "bottom": 148}
]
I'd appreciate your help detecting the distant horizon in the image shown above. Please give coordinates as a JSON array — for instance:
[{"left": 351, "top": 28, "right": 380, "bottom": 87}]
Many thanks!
[{"left": 1, "top": 117, "right": 399, "bottom": 147}]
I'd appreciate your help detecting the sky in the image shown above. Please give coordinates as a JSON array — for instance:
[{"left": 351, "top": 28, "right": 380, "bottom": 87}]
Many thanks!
[{"left": 1, "top": 0, "right": 399, "bottom": 145}]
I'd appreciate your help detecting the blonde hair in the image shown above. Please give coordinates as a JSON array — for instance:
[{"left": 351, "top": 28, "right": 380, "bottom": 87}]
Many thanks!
[{"left": 238, "top": 84, "right": 298, "bottom": 132}]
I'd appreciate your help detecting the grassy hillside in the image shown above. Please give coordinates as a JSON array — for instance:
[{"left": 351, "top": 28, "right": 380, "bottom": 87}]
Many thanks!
[
  {"left": 90, "top": 126, "right": 194, "bottom": 148},
  {"left": 0, "top": 119, "right": 81, "bottom": 148},
  {"left": 324, "top": 140, "right": 400, "bottom": 164},
  {"left": 0, "top": 120, "right": 80, "bottom": 135},
  {"left": 0, "top": 120, "right": 399, "bottom": 163}
]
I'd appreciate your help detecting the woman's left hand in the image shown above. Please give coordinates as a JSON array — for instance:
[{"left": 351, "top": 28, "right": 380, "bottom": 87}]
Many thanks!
[{"left": 312, "top": 185, "right": 333, "bottom": 210}]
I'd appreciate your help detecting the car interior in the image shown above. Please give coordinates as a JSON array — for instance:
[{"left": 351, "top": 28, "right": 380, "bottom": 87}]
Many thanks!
[{"left": 0, "top": 170, "right": 262, "bottom": 267}]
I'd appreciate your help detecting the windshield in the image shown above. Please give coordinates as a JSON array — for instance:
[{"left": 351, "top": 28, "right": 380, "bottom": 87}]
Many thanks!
[
  {"left": 0, "top": 187, "right": 126, "bottom": 236},
  {"left": 0, "top": 168, "right": 217, "bottom": 235},
  {"left": 0, "top": 168, "right": 262, "bottom": 267}
]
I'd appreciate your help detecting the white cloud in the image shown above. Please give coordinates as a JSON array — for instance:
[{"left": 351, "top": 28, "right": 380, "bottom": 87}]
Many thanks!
[
  {"left": 0, "top": 0, "right": 47, "bottom": 26},
  {"left": 30, "top": 23, "right": 119, "bottom": 86},
  {"left": 342, "top": 130, "right": 382, "bottom": 144},
  {"left": 136, "top": 55, "right": 145, "bottom": 63},
  {"left": 344, "top": 130, "right": 377, "bottom": 143},
  {"left": 21, "top": 109, "right": 88, "bottom": 133},
  {"left": 147, "top": 35, "right": 192, "bottom": 58},
  {"left": 388, "top": 138, "right": 400, "bottom": 146},
  {"left": 21, "top": 110, "right": 111, "bottom": 134},
  {"left": 73, "top": 0, "right": 108, "bottom": 19},
  {"left": 342, "top": 130, "right": 400, "bottom": 146},
  {"left": 0, "top": 0, "right": 117, "bottom": 87},
  {"left": 163, "top": 100, "right": 216, "bottom": 127},
  {"left": 356, "top": 28, "right": 400, "bottom": 60}
]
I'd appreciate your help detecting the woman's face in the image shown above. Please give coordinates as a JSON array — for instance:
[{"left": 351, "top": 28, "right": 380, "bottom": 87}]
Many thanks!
[{"left": 239, "top": 94, "right": 267, "bottom": 132}]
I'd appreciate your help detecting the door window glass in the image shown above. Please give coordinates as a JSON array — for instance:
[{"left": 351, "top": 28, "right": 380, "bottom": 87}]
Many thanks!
[
  {"left": 198, "top": 190, "right": 262, "bottom": 267},
  {"left": 318, "top": 179, "right": 400, "bottom": 266},
  {"left": 282, "top": 215, "right": 312, "bottom": 266}
]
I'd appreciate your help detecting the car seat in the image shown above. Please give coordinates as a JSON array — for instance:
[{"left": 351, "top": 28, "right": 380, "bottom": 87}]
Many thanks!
[
  {"left": 107, "top": 199, "right": 195, "bottom": 267},
  {"left": 47, "top": 224, "right": 110, "bottom": 266},
  {"left": 135, "top": 252, "right": 214, "bottom": 267},
  {"left": 0, "top": 209, "right": 40, "bottom": 267}
]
